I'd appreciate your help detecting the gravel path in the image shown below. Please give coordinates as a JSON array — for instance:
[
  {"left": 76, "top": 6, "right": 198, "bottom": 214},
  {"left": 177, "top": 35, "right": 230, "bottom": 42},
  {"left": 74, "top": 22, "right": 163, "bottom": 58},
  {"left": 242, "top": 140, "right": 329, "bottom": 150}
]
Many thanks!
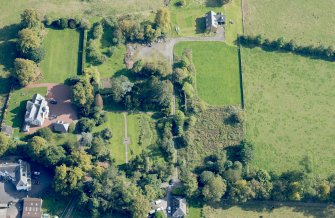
[{"left": 123, "top": 113, "right": 130, "bottom": 164}]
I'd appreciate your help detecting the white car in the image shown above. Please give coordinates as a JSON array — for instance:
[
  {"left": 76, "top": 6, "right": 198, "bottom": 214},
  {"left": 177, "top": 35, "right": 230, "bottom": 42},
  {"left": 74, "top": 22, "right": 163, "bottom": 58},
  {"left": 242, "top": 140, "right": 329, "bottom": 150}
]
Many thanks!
[
  {"left": 155, "top": 199, "right": 162, "bottom": 205},
  {"left": 168, "top": 206, "right": 171, "bottom": 214},
  {"left": 33, "top": 172, "right": 40, "bottom": 176}
]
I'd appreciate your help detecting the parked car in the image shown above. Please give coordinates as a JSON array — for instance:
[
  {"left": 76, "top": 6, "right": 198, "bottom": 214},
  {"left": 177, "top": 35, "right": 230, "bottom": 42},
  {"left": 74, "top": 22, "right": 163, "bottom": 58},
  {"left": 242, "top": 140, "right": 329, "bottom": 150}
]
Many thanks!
[
  {"left": 168, "top": 206, "right": 171, "bottom": 214},
  {"left": 156, "top": 207, "right": 163, "bottom": 211},
  {"left": 49, "top": 99, "right": 58, "bottom": 104},
  {"left": 155, "top": 200, "right": 162, "bottom": 205},
  {"left": 33, "top": 172, "right": 40, "bottom": 176}
]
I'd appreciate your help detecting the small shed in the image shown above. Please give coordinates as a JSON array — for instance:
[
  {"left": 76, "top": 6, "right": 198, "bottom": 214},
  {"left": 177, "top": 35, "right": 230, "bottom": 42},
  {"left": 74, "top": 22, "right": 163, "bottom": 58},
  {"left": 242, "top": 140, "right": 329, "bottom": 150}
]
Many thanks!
[
  {"left": 53, "top": 121, "right": 69, "bottom": 133},
  {"left": 1, "top": 125, "right": 13, "bottom": 136}
]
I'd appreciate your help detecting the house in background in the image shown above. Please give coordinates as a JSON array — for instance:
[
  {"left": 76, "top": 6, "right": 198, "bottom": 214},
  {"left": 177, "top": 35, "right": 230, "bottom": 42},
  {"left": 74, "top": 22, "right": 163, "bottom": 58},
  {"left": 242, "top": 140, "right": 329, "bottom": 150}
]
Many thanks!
[
  {"left": 53, "top": 121, "right": 69, "bottom": 133},
  {"left": 22, "top": 197, "right": 43, "bottom": 218},
  {"left": 172, "top": 197, "right": 187, "bottom": 218},
  {"left": 23, "top": 94, "right": 49, "bottom": 132},
  {"left": 0, "top": 160, "right": 31, "bottom": 191},
  {"left": 205, "top": 11, "right": 226, "bottom": 33}
]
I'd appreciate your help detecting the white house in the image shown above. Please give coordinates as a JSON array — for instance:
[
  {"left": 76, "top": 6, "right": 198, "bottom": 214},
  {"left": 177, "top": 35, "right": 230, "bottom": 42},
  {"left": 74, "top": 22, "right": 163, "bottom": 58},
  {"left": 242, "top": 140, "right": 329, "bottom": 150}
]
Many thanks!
[
  {"left": 0, "top": 160, "right": 31, "bottom": 191},
  {"left": 23, "top": 94, "right": 49, "bottom": 132}
]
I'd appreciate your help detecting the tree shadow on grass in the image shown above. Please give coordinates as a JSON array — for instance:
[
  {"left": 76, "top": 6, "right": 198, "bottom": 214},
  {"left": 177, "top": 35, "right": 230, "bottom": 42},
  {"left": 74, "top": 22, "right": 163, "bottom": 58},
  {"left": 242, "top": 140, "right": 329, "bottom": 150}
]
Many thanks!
[
  {"left": 8, "top": 99, "right": 26, "bottom": 129},
  {"left": 0, "top": 24, "right": 20, "bottom": 41},
  {"left": 195, "top": 17, "right": 206, "bottom": 34},
  {"left": 205, "top": 0, "right": 222, "bottom": 7}
]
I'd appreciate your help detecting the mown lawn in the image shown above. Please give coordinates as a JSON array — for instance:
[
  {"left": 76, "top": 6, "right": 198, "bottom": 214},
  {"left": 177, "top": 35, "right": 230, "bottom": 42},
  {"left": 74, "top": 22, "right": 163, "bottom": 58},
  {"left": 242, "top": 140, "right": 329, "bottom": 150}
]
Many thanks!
[
  {"left": 93, "top": 112, "right": 157, "bottom": 165},
  {"left": 243, "top": 0, "right": 335, "bottom": 46},
  {"left": 174, "top": 41, "right": 241, "bottom": 106},
  {"left": 169, "top": 0, "right": 242, "bottom": 44},
  {"left": 40, "top": 29, "right": 80, "bottom": 83},
  {"left": 242, "top": 47, "right": 335, "bottom": 176},
  {"left": 97, "top": 45, "right": 126, "bottom": 79},
  {"left": 94, "top": 112, "right": 125, "bottom": 164},
  {"left": 5, "top": 87, "right": 47, "bottom": 134}
]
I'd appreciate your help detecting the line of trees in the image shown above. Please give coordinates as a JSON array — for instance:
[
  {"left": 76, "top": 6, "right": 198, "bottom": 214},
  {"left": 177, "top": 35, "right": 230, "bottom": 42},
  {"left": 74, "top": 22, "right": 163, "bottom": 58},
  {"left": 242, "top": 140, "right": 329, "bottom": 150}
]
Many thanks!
[
  {"left": 179, "top": 140, "right": 335, "bottom": 205},
  {"left": 14, "top": 9, "right": 46, "bottom": 86},
  {"left": 239, "top": 35, "right": 335, "bottom": 60}
]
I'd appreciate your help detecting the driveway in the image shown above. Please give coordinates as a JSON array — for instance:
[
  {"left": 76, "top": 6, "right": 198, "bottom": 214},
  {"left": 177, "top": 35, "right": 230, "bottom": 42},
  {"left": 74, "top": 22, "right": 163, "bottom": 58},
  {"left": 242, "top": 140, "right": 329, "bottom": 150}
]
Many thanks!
[
  {"left": 135, "top": 27, "right": 225, "bottom": 64},
  {"left": 25, "top": 83, "right": 78, "bottom": 133}
]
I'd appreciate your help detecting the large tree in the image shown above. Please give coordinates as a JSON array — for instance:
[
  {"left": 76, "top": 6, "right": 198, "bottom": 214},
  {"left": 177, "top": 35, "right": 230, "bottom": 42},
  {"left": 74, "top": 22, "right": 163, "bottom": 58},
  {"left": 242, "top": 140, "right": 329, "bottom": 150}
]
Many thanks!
[
  {"left": 17, "top": 28, "right": 43, "bottom": 62},
  {"left": 20, "top": 9, "right": 42, "bottom": 29},
  {"left": 13, "top": 58, "right": 40, "bottom": 86},
  {"left": 0, "top": 133, "right": 9, "bottom": 157},
  {"left": 72, "top": 79, "right": 94, "bottom": 115},
  {"left": 202, "top": 175, "right": 226, "bottom": 202},
  {"left": 109, "top": 75, "right": 134, "bottom": 102},
  {"left": 154, "top": 8, "right": 171, "bottom": 33}
]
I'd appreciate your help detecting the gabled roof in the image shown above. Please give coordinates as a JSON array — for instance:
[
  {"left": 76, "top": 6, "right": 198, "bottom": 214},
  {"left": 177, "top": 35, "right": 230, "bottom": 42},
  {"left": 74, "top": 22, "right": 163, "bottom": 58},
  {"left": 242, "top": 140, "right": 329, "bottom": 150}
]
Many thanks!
[
  {"left": 53, "top": 121, "right": 69, "bottom": 133},
  {"left": 172, "top": 197, "right": 187, "bottom": 218},
  {"left": 24, "top": 93, "right": 49, "bottom": 128}
]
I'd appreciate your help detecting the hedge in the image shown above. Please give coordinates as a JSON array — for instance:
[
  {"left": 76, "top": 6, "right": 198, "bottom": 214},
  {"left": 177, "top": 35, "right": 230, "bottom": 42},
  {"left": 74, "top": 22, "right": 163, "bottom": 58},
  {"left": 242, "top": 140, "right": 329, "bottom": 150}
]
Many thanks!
[{"left": 238, "top": 35, "right": 335, "bottom": 60}]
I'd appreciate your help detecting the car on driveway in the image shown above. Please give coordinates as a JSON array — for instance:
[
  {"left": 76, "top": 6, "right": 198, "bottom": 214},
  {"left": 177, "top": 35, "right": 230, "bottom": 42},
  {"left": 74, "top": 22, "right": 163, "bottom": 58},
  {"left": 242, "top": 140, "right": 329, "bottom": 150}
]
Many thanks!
[{"left": 49, "top": 99, "right": 58, "bottom": 104}]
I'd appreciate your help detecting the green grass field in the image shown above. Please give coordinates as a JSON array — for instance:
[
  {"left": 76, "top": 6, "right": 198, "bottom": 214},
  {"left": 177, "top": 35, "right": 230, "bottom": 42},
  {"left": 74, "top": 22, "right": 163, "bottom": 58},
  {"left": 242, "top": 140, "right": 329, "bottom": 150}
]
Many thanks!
[
  {"left": 94, "top": 112, "right": 156, "bottom": 165},
  {"left": 243, "top": 0, "right": 335, "bottom": 46},
  {"left": 97, "top": 45, "right": 126, "bottom": 79},
  {"left": 174, "top": 41, "right": 241, "bottom": 106},
  {"left": 0, "top": 0, "right": 163, "bottom": 28},
  {"left": 170, "top": 0, "right": 242, "bottom": 44},
  {"left": 5, "top": 87, "right": 47, "bottom": 135},
  {"left": 40, "top": 29, "right": 80, "bottom": 83},
  {"left": 242, "top": 47, "right": 335, "bottom": 176}
]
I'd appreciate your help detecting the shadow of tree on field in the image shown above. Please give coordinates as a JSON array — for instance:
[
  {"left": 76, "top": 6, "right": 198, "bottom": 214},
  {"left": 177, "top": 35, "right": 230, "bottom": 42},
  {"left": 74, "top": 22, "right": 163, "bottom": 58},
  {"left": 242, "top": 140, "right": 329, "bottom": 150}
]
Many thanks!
[
  {"left": 195, "top": 17, "right": 206, "bottom": 34},
  {"left": 0, "top": 24, "right": 20, "bottom": 41},
  {"left": 206, "top": 0, "right": 223, "bottom": 7}
]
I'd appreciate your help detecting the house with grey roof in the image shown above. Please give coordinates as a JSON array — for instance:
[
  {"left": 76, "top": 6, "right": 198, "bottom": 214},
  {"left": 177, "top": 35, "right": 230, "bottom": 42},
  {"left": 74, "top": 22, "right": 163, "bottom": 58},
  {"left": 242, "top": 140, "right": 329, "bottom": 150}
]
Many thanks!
[
  {"left": 23, "top": 94, "right": 49, "bottom": 132},
  {"left": 0, "top": 160, "right": 31, "bottom": 191},
  {"left": 53, "top": 121, "right": 69, "bottom": 133},
  {"left": 205, "top": 11, "right": 226, "bottom": 33},
  {"left": 172, "top": 197, "right": 187, "bottom": 218}
]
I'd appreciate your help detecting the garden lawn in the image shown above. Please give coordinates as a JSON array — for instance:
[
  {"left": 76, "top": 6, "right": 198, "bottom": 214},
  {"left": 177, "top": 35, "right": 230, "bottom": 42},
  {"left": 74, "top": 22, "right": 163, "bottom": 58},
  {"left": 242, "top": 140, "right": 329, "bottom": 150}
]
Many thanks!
[
  {"left": 94, "top": 112, "right": 157, "bottom": 165},
  {"left": 243, "top": 0, "right": 335, "bottom": 46},
  {"left": 242, "top": 47, "right": 335, "bottom": 176},
  {"left": 97, "top": 45, "right": 126, "bottom": 79},
  {"left": 174, "top": 41, "right": 241, "bottom": 106},
  {"left": 170, "top": 0, "right": 243, "bottom": 44},
  {"left": 94, "top": 112, "right": 125, "bottom": 164},
  {"left": 5, "top": 87, "right": 47, "bottom": 135},
  {"left": 127, "top": 113, "right": 156, "bottom": 157},
  {"left": 40, "top": 29, "right": 80, "bottom": 83}
]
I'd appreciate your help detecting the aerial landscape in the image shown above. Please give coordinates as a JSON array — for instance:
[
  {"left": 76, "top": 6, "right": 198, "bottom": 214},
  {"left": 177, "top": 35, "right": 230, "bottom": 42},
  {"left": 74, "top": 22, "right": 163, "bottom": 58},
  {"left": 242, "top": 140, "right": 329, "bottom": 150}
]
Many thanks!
[{"left": 0, "top": 0, "right": 334, "bottom": 218}]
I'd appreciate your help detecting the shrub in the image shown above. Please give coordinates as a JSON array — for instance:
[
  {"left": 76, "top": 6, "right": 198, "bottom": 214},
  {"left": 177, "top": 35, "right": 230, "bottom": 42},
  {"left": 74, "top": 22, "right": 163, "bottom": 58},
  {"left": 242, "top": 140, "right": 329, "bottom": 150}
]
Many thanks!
[
  {"left": 80, "top": 18, "right": 91, "bottom": 30},
  {"left": 76, "top": 118, "right": 96, "bottom": 133},
  {"left": 59, "top": 18, "right": 68, "bottom": 29},
  {"left": 68, "top": 19, "right": 77, "bottom": 29},
  {"left": 35, "top": 127, "right": 53, "bottom": 140},
  {"left": 175, "top": 0, "right": 186, "bottom": 7}
]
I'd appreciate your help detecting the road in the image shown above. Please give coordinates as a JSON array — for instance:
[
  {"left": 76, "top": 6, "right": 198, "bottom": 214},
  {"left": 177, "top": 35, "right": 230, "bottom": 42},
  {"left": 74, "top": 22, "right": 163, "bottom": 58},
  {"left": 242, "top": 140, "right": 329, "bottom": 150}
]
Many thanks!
[{"left": 123, "top": 113, "right": 130, "bottom": 164}]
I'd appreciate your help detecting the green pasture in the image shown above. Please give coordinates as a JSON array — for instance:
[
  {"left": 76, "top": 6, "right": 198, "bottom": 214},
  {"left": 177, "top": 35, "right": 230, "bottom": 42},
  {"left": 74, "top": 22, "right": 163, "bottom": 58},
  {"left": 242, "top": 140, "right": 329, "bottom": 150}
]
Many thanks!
[
  {"left": 40, "top": 29, "right": 80, "bottom": 83},
  {"left": 243, "top": 0, "right": 335, "bottom": 46},
  {"left": 242, "top": 47, "right": 335, "bottom": 176},
  {"left": 174, "top": 41, "right": 241, "bottom": 106}
]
